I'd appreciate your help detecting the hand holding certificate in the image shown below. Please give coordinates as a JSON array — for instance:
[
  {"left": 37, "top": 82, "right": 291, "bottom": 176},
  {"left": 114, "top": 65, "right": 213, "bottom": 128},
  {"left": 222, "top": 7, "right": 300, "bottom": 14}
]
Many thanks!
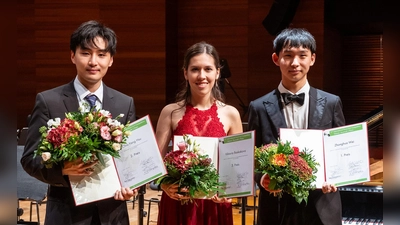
[
  {"left": 279, "top": 122, "right": 370, "bottom": 188},
  {"left": 164, "top": 131, "right": 255, "bottom": 201},
  {"left": 156, "top": 134, "right": 223, "bottom": 205},
  {"left": 69, "top": 115, "right": 167, "bottom": 205}
]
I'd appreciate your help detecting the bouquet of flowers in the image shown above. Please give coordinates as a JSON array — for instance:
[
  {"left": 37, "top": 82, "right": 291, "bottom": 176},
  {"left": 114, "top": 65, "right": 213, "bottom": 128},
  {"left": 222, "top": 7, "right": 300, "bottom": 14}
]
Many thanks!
[
  {"left": 254, "top": 140, "right": 319, "bottom": 204},
  {"left": 156, "top": 134, "right": 225, "bottom": 204},
  {"left": 34, "top": 105, "right": 133, "bottom": 169}
]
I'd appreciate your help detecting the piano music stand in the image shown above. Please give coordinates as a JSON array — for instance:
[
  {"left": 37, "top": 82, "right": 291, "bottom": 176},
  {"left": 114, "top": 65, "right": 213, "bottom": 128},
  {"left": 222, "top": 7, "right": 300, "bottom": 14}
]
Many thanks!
[{"left": 219, "top": 58, "right": 248, "bottom": 120}]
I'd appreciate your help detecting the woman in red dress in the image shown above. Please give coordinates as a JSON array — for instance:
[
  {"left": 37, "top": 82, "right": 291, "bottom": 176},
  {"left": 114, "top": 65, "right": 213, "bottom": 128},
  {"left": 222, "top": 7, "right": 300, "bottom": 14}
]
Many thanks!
[{"left": 154, "top": 41, "right": 243, "bottom": 225}]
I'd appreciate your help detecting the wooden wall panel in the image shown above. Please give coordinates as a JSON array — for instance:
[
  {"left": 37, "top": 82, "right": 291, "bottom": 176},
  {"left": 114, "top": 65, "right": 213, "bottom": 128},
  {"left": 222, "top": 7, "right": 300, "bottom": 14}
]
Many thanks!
[
  {"left": 17, "top": 1, "right": 36, "bottom": 127},
  {"left": 248, "top": 0, "right": 276, "bottom": 105},
  {"left": 174, "top": 0, "right": 249, "bottom": 119},
  {"left": 17, "top": 1, "right": 166, "bottom": 129},
  {"left": 247, "top": 0, "right": 324, "bottom": 121},
  {"left": 17, "top": 0, "right": 383, "bottom": 145}
]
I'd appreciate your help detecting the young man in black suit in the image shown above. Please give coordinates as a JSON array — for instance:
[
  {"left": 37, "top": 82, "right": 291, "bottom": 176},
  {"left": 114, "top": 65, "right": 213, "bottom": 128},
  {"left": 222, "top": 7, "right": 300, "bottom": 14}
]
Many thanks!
[
  {"left": 248, "top": 28, "right": 345, "bottom": 225},
  {"left": 21, "top": 20, "right": 137, "bottom": 225}
]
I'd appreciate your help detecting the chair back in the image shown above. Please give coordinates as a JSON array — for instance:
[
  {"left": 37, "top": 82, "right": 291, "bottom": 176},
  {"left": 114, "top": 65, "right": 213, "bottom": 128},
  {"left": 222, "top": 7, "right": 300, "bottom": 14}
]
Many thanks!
[
  {"left": 242, "top": 122, "right": 248, "bottom": 132},
  {"left": 17, "top": 145, "right": 48, "bottom": 203},
  {"left": 18, "top": 127, "right": 29, "bottom": 146}
]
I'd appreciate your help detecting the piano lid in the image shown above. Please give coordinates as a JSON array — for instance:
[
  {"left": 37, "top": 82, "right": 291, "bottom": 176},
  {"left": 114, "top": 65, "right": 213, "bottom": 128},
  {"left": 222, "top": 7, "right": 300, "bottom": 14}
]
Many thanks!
[
  {"left": 359, "top": 105, "right": 383, "bottom": 130},
  {"left": 338, "top": 182, "right": 383, "bottom": 193},
  {"left": 340, "top": 183, "right": 383, "bottom": 222}
]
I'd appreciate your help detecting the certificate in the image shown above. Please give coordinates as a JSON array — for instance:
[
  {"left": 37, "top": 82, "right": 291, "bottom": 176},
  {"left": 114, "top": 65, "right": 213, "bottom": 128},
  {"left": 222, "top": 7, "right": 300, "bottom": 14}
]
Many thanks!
[
  {"left": 69, "top": 115, "right": 167, "bottom": 205},
  {"left": 279, "top": 122, "right": 370, "bottom": 188},
  {"left": 173, "top": 131, "right": 255, "bottom": 198},
  {"left": 218, "top": 132, "right": 255, "bottom": 198}
]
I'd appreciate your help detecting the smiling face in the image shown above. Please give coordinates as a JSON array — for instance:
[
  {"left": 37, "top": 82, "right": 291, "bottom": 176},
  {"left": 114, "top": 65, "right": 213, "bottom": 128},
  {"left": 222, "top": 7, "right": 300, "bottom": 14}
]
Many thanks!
[
  {"left": 71, "top": 36, "right": 114, "bottom": 92},
  {"left": 184, "top": 53, "right": 220, "bottom": 99},
  {"left": 272, "top": 46, "right": 315, "bottom": 90}
]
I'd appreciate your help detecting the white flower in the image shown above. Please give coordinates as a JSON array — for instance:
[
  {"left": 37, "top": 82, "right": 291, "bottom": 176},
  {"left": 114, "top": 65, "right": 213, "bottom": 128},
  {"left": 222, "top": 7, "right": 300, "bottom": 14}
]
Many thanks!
[
  {"left": 78, "top": 101, "right": 87, "bottom": 112},
  {"left": 107, "top": 118, "right": 121, "bottom": 127},
  {"left": 47, "top": 118, "right": 61, "bottom": 128},
  {"left": 112, "top": 143, "right": 122, "bottom": 151},
  {"left": 100, "top": 110, "right": 111, "bottom": 117},
  {"left": 41, "top": 152, "right": 51, "bottom": 161},
  {"left": 195, "top": 146, "right": 206, "bottom": 155}
]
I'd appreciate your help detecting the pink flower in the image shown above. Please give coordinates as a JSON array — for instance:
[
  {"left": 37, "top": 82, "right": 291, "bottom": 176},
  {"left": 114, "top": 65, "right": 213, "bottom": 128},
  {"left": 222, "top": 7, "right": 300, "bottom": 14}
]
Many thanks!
[
  {"left": 113, "top": 135, "right": 122, "bottom": 142},
  {"left": 100, "top": 125, "right": 112, "bottom": 140},
  {"left": 177, "top": 141, "right": 187, "bottom": 151},
  {"left": 261, "top": 143, "right": 278, "bottom": 152}
]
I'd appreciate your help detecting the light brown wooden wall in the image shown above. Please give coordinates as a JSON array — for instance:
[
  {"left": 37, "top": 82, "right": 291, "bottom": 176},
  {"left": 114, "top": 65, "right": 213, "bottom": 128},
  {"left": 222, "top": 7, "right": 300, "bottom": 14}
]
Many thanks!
[
  {"left": 168, "top": 0, "right": 325, "bottom": 122},
  {"left": 17, "top": 0, "right": 325, "bottom": 129},
  {"left": 17, "top": 0, "right": 382, "bottom": 137},
  {"left": 17, "top": 0, "right": 166, "bottom": 128}
]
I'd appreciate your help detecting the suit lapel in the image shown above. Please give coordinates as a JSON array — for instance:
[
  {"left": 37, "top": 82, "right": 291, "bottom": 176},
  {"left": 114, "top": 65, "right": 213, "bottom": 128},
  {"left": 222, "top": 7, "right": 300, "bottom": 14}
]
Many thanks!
[
  {"left": 62, "top": 81, "right": 80, "bottom": 112},
  {"left": 102, "top": 85, "right": 117, "bottom": 113},
  {"left": 61, "top": 82, "right": 117, "bottom": 114},
  {"left": 308, "top": 87, "right": 326, "bottom": 129},
  {"left": 263, "top": 89, "right": 287, "bottom": 135}
]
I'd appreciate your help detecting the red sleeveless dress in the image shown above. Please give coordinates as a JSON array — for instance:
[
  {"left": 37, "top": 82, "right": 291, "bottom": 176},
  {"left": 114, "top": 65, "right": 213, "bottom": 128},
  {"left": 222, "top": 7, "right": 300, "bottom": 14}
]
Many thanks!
[{"left": 157, "top": 103, "right": 233, "bottom": 225}]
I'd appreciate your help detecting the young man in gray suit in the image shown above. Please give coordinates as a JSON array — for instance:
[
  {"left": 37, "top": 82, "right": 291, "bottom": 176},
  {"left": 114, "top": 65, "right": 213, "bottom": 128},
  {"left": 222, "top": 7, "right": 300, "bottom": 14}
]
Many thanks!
[
  {"left": 248, "top": 28, "right": 345, "bottom": 225},
  {"left": 21, "top": 20, "right": 137, "bottom": 225}
]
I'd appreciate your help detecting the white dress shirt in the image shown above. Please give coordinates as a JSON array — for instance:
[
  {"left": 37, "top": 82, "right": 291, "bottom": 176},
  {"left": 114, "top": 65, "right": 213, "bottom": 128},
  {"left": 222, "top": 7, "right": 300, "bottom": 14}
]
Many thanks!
[
  {"left": 73, "top": 76, "right": 104, "bottom": 112},
  {"left": 278, "top": 81, "right": 310, "bottom": 129}
]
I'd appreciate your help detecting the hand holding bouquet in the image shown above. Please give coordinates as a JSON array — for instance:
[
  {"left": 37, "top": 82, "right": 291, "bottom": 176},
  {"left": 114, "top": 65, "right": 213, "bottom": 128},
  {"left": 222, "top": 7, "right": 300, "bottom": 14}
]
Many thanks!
[
  {"left": 254, "top": 140, "right": 319, "bottom": 204},
  {"left": 157, "top": 134, "right": 225, "bottom": 204},
  {"left": 34, "top": 106, "right": 132, "bottom": 169}
]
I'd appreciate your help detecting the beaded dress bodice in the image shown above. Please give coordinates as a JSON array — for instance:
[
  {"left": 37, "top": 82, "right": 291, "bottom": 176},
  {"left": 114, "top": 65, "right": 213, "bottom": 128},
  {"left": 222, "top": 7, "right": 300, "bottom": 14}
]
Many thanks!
[{"left": 174, "top": 103, "right": 226, "bottom": 137}]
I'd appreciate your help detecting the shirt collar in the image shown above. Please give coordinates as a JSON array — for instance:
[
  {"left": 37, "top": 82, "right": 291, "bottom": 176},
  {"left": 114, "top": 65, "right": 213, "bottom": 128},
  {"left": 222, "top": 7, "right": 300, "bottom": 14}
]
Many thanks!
[
  {"left": 73, "top": 76, "right": 104, "bottom": 103},
  {"left": 278, "top": 80, "right": 310, "bottom": 95}
]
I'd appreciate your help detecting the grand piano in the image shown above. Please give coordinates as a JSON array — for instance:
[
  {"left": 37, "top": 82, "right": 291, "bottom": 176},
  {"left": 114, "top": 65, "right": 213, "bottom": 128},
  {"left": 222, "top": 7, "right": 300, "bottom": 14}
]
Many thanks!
[{"left": 340, "top": 106, "right": 383, "bottom": 225}]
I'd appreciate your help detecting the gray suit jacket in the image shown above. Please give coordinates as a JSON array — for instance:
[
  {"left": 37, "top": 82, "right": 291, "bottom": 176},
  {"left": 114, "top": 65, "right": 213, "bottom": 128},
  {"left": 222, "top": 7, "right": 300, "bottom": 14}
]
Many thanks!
[
  {"left": 248, "top": 87, "right": 345, "bottom": 225},
  {"left": 21, "top": 81, "right": 136, "bottom": 225}
]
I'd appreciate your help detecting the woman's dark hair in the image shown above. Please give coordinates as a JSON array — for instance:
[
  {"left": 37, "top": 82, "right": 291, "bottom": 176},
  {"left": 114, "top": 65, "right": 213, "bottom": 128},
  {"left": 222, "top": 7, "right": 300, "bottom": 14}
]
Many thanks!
[
  {"left": 70, "top": 20, "right": 117, "bottom": 56},
  {"left": 175, "top": 41, "right": 225, "bottom": 106}
]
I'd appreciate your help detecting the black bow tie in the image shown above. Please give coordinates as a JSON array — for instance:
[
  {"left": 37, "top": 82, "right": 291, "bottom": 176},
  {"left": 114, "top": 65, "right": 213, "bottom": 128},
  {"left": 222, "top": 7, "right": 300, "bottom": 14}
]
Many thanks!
[{"left": 281, "top": 92, "right": 305, "bottom": 106}]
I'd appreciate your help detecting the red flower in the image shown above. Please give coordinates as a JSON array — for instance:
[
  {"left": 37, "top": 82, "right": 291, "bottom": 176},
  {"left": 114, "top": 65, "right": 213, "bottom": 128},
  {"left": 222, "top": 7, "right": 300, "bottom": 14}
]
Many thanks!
[
  {"left": 46, "top": 118, "right": 82, "bottom": 148},
  {"left": 292, "top": 146, "right": 299, "bottom": 155}
]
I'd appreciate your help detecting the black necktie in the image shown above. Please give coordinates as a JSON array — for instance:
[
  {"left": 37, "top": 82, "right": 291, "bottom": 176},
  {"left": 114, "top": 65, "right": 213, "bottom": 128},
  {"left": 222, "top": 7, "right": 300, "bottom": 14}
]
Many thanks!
[
  {"left": 281, "top": 92, "right": 305, "bottom": 106},
  {"left": 85, "top": 94, "right": 97, "bottom": 110}
]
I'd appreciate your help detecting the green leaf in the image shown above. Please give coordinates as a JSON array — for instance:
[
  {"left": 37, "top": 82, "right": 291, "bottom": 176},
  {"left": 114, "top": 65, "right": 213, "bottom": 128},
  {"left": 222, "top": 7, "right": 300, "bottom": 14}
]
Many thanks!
[{"left": 96, "top": 152, "right": 105, "bottom": 166}]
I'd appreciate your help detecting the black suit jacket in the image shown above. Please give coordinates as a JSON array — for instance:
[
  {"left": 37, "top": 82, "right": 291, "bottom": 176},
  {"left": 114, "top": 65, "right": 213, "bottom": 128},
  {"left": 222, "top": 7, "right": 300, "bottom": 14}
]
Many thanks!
[
  {"left": 21, "top": 81, "right": 136, "bottom": 225},
  {"left": 248, "top": 87, "right": 345, "bottom": 225}
]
